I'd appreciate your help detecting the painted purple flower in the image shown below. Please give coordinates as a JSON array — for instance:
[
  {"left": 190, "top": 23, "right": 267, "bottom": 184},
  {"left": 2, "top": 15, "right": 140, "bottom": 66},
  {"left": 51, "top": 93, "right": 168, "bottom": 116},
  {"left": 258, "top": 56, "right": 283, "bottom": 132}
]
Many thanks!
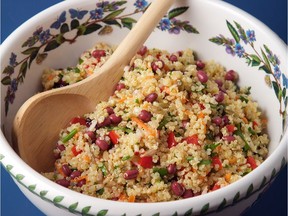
[
  {"left": 9, "top": 53, "right": 17, "bottom": 67},
  {"left": 7, "top": 86, "right": 15, "bottom": 103},
  {"left": 39, "top": 29, "right": 50, "bottom": 44},
  {"left": 96, "top": 1, "right": 109, "bottom": 8},
  {"left": 159, "top": 18, "right": 171, "bottom": 31},
  {"left": 90, "top": 8, "right": 104, "bottom": 20},
  {"left": 33, "top": 27, "right": 43, "bottom": 36},
  {"left": 11, "top": 79, "right": 18, "bottom": 91},
  {"left": 134, "top": 0, "right": 148, "bottom": 10},
  {"left": 168, "top": 26, "right": 181, "bottom": 34},
  {"left": 274, "top": 54, "right": 280, "bottom": 65},
  {"left": 225, "top": 45, "right": 235, "bottom": 56},
  {"left": 246, "top": 30, "right": 256, "bottom": 43},
  {"left": 234, "top": 43, "right": 245, "bottom": 57},
  {"left": 274, "top": 65, "right": 281, "bottom": 79}
]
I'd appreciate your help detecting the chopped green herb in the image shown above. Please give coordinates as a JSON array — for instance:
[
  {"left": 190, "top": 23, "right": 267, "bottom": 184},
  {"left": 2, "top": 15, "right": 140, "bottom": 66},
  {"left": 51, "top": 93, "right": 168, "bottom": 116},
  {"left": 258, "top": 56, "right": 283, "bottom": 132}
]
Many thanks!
[
  {"left": 234, "top": 124, "right": 251, "bottom": 152},
  {"left": 245, "top": 86, "right": 251, "bottom": 95},
  {"left": 248, "top": 127, "right": 256, "bottom": 135},
  {"left": 199, "top": 159, "right": 212, "bottom": 165},
  {"left": 240, "top": 95, "right": 249, "bottom": 103},
  {"left": 206, "top": 132, "right": 214, "bottom": 140},
  {"left": 186, "top": 156, "right": 194, "bottom": 161},
  {"left": 107, "top": 126, "right": 133, "bottom": 133},
  {"left": 99, "top": 164, "right": 107, "bottom": 176},
  {"left": 61, "top": 129, "right": 78, "bottom": 143},
  {"left": 96, "top": 188, "right": 104, "bottom": 195},
  {"left": 135, "top": 98, "right": 140, "bottom": 104},
  {"left": 158, "top": 117, "right": 169, "bottom": 130},
  {"left": 209, "top": 103, "right": 218, "bottom": 109},
  {"left": 74, "top": 67, "right": 81, "bottom": 73},
  {"left": 78, "top": 58, "right": 84, "bottom": 65},
  {"left": 122, "top": 155, "right": 131, "bottom": 161},
  {"left": 153, "top": 167, "right": 168, "bottom": 177},
  {"left": 242, "top": 168, "right": 252, "bottom": 176},
  {"left": 204, "top": 143, "right": 220, "bottom": 151}
]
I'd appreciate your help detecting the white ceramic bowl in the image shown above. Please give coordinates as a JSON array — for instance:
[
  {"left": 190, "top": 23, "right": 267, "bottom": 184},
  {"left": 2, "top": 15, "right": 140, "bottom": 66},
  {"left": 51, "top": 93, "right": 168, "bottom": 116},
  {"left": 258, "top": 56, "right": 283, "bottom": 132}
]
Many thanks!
[{"left": 1, "top": 0, "right": 287, "bottom": 215}]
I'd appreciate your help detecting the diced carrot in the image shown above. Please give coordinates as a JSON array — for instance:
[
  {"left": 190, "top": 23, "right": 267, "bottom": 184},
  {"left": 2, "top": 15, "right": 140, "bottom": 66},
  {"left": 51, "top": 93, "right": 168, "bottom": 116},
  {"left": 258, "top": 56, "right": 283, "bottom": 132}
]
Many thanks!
[
  {"left": 118, "top": 194, "right": 127, "bottom": 201},
  {"left": 118, "top": 97, "right": 127, "bottom": 103},
  {"left": 229, "top": 156, "right": 237, "bottom": 165},
  {"left": 145, "top": 75, "right": 155, "bottom": 80},
  {"left": 55, "top": 163, "right": 66, "bottom": 177},
  {"left": 71, "top": 175, "right": 87, "bottom": 183},
  {"left": 128, "top": 195, "right": 136, "bottom": 202},
  {"left": 242, "top": 117, "right": 249, "bottom": 124},
  {"left": 48, "top": 74, "right": 55, "bottom": 81},
  {"left": 131, "top": 117, "right": 156, "bottom": 136},
  {"left": 225, "top": 173, "right": 231, "bottom": 182},
  {"left": 83, "top": 155, "right": 91, "bottom": 163},
  {"left": 197, "top": 112, "right": 205, "bottom": 119}
]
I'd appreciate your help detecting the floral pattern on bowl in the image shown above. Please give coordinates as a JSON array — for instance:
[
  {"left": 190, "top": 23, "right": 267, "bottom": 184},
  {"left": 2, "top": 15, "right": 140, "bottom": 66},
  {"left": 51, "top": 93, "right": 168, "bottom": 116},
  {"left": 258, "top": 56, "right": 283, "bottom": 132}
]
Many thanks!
[{"left": 1, "top": 0, "right": 198, "bottom": 116}]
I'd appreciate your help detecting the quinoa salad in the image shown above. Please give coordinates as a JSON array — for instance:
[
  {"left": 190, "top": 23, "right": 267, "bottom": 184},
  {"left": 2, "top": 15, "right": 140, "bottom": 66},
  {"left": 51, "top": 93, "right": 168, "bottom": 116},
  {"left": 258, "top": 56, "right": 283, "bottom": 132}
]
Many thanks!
[{"left": 43, "top": 43, "right": 269, "bottom": 202}]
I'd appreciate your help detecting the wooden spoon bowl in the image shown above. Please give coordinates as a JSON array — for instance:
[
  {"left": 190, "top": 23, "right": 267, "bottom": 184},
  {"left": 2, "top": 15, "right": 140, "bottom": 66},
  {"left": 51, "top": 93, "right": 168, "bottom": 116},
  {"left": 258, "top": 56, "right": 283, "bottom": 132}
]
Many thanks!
[{"left": 13, "top": 0, "right": 175, "bottom": 172}]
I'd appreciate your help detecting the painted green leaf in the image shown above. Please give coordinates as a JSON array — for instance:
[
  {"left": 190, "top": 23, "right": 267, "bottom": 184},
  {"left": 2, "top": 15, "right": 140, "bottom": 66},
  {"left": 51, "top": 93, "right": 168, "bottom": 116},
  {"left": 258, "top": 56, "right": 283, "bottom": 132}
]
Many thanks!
[
  {"left": 5, "top": 100, "right": 9, "bottom": 116},
  {"left": 104, "top": 8, "right": 125, "bottom": 20},
  {"left": 233, "top": 191, "right": 240, "bottom": 204},
  {"left": 259, "top": 176, "right": 267, "bottom": 189},
  {"left": 259, "top": 65, "right": 272, "bottom": 74},
  {"left": 0, "top": 154, "right": 4, "bottom": 160},
  {"left": 121, "top": 17, "right": 136, "bottom": 29},
  {"left": 97, "top": 210, "right": 108, "bottom": 216},
  {"left": 121, "top": 214, "right": 126, "bottom": 216},
  {"left": 36, "top": 53, "right": 48, "bottom": 64},
  {"left": 209, "top": 37, "right": 225, "bottom": 45},
  {"left": 2, "top": 65, "right": 14, "bottom": 74},
  {"left": 60, "top": 23, "right": 69, "bottom": 34},
  {"left": 183, "top": 24, "right": 199, "bottom": 34},
  {"left": 20, "top": 61, "right": 28, "bottom": 78},
  {"left": 282, "top": 88, "right": 286, "bottom": 100},
  {"left": 40, "top": 190, "right": 48, "bottom": 197},
  {"left": 217, "top": 198, "right": 227, "bottom": 212},
  {"left": 281, "top": 157, "right": 286, "bottom": 168},
  {"left": 272, "top": 81, "right": 280, "bottom": 101},
  {"left": 84, "top": 24, "right": 102, "bottom": 35},
  {"left": 261, "top": 48, "right": 272, "bottom": 71},
  {"left": 226, "top": 20, "right": 240, "bottom": 43},
  {"left": 22, "top": 47, "right": 40, "bottom": 55},
  {"left": 53, "top": 196, "right": 64, "bottom": 203},
  {"left": 82, "top": 206, "right": 91, "bottom": 215},
  {"left": 270, "top": 168, "right": 276, "bottom": 180},
  {"left": 44, "top": 40, "right": 61, "bottom": 52},
  {"left": 1, "top": 76, "right": 11, "bottom": 85},
  {"left": 6, "top": 164, "right": 13, "bottom": 171},
  {"left": 168, "top": 7, "right": 189, "bottom": 19},
  {"left": 152, "top": 213, "right": 160, "bottom": 216},
  {"left": 184, "top": 208, "right": 193, "bottom": 216},
  {"left": 68, "top": 202, "right": 78, "bottom": 212},
  {"left": 200, "top": 203, "right": 209, "bottom": 214},
  {"left": 28, "top": 50, "right": 39, "bottom": 68},
  {"left": 98, "top": 25, "right": 113, "bottom": 35},
  {"left": 55, "top": 34, "right": 65, "bottom": 44},
  {"left": 15, "top": 174, "right": 25, "bottom": 181},
  {"left": 234, "top": 21, "right": 247, "bottom": 42},
  {"left": 172, "top": 212, "right": 178, "bottom": 216},
  {"left": 71, "top": 19, "right": 80, "bottom": 30},
  {"left": 250, "top": 54, "right": 261, "bottom": 67},
  {"left": 28, "top": 184, "right": 36, "bottom": 191},
  {"left": 77, "top": 25, "right": 86, "bottom": 36},
  {"left": 246, "top": 184, "right": 254, "bottom": 197},
  {"left": 103, "top": 20, "right": 121, "bottom": 28}
]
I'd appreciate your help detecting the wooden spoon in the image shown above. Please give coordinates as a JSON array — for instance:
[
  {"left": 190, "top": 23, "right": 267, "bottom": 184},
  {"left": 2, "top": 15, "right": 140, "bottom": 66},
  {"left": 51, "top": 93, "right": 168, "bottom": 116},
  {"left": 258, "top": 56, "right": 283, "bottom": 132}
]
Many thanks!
[{"left": 13, "top": 0, "right": 175, "bottom": 172}]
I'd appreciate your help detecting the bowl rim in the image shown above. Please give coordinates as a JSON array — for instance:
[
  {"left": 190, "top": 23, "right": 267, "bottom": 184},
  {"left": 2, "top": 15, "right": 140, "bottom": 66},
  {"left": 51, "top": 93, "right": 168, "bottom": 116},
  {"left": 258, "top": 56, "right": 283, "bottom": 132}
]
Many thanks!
[{"left": 0, "top": 0, "right": 287, "bottom": 214}]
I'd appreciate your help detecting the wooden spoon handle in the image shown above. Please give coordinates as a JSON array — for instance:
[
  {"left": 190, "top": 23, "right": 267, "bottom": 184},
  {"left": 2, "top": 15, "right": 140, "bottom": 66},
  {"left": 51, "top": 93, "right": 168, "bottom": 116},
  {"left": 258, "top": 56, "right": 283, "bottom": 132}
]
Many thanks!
[{"left": 43, "top": 0, "right": 175, "bottom": 104}]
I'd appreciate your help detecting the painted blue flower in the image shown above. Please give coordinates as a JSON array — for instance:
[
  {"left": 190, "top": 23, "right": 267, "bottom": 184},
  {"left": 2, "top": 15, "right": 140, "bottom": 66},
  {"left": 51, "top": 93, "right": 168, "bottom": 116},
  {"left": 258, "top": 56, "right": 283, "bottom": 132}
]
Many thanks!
[
  {"left": 274, "top": 54, "right": 280, "bottom": 65},
  {"left": 246, "top": 30, "right": 256, "bottom": 43},
  {"left": 9, "top": 53, "right": 17, "bottom": 67},
  {"left": 234, "top": 43, "right": 245, "bottom": 57},
  {"left": 159, "top": 18, "right": 171, "bottom": 31},
  {"left": 134, "top": 0, "right": 148, "bottom": 10},
  {"left": 274, "top": 65, "right": 281, "bottom": 80},
  {"left": 90, "top": 8, "right": 104, "bottom": 20},
  {"left": 11, "top": 79, "right": 18, "bottom": 92},
  {"left": 282, "top": 74, "right": 288, "bottom": 88},
  {"left": 39, "top": 29, "right": 50, "bottom": 44},
  {"left": 225, "top": 45, "right": 235, "bottom": 56}
]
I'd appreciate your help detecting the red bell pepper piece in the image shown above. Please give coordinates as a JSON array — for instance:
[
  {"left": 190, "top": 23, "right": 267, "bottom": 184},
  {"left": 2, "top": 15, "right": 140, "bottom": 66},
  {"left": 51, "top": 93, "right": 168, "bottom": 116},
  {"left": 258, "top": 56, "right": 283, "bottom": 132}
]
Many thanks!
[
  {"left": 226, "top": 124, "right": 235, "bottom": 133},
  {"left": 109, "top": 130, "right": 119, "bottom": 144},
  {"left": 212, "top": 156, "right": 222, "bottom": 170},
  {"left": 70, "top": 117, "right": 86, "bottom": 126},
  {"left": 138, "top": 156, "right": 153, "bottom": 169},
  {"left": 247, "top": 156, "right": 257, "bottom": 170},
  {"left": 71, "top": 146, "right": 82, "bottom": 156},
  {"left": 168, "top": 131, "right": 177, "bottom": 148},
  {"left": 183, "top": 134, "right": 199, "bottom": 145}
]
